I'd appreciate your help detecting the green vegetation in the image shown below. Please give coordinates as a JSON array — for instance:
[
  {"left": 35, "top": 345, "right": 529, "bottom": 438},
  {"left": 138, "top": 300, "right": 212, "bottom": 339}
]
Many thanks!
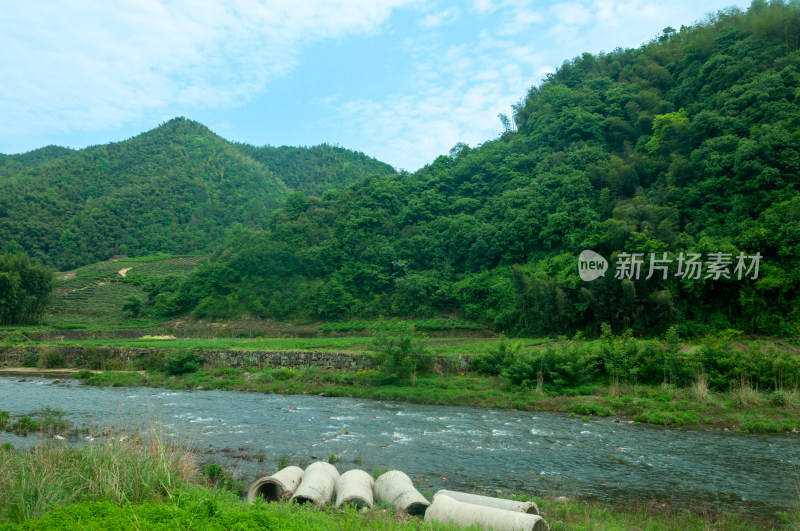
[
  {"left": 234, "top": 143, "right": 395, "bottom": 197},
  {"left": 163, "top": 350, "right": 202, "bottom": 376},
  {"left": 1, "top": 407, "right": 69, "bottom": 437},
  {"left": 371, "top": 324, "right": 433, "bottom": 384},
  {"left": 45, "top": 254, "right": 207, "bottom": 325},
  {"left": 319, "top": 319, "right": 486, "bottom": 334},
  {"left": 0, "top": 252, "right": 53, "bottom": 325},
  {"left": 0, "top": 118, "right": 394, "bottom": 271},
  {"left": 139, "top": 3, "right": 800, "bottom": 338}
]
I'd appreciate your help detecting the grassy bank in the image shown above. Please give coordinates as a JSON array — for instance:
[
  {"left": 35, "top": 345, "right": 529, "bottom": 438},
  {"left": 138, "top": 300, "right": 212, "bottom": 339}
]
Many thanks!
[
  {"left": 71, "top": 366, "right": 800, "bottom": 433},
  {"left": 4, "top": 329, "right": 799, "bottom": 432},
  {"left": 0, "top": 436, "right": 788, "bottom": 530}
]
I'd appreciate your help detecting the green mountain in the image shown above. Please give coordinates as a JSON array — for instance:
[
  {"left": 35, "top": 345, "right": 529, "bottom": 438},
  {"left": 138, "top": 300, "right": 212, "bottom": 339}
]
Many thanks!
[
  {"left": 152, "top": 2, "right": 800, "bottom": 336},
  {"left": 235, "top": 143, "right": 395, "bottom": 196},
  {"left": 0, "top": 118, "right": 394, "bottom": 270},
  {"left": 0, "top": 145, "right": 76, "bottom": 178}
]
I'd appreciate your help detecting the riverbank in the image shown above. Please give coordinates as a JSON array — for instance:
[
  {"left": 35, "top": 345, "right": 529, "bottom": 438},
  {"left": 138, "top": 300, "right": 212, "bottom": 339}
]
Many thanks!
[
  {"left": 2, "top": 332, "right": 798, "bottom": 433},
  {"left": 0, "top": 435, "right": 787, "bottom": 530},
  {"left": 14, "top": 365, "right": 794, "bottom": 433}
]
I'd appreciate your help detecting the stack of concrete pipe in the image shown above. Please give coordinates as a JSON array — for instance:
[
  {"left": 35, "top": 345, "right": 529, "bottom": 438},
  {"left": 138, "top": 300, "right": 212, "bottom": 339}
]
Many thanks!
[{"left": 248, "top": 464, "right": 549, "bottom": 530}]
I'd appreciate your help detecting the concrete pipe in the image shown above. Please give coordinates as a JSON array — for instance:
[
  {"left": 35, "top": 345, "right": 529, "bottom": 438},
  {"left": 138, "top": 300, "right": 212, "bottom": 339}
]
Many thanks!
[
  {"left": 291, "top": 461, "right": 340, "bottom": 505},
  {"left": 435, "top": 489, "right": 539, "bottom": 514},
  {"left": 425, "top": 494, "right": 549, "bottom": 531},
  {"left": 373, "top": 470, "right": 430, "bottom": 515},
  {"left": 247, "top": 465, "right": 304, "bottom": 503},
  {"left": 335, "top": 469, "right": 375, "bottom": 509}
]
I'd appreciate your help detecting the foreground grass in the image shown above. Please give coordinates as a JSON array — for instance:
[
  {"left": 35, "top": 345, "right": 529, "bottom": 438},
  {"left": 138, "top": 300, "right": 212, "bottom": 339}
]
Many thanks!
[
  {"left": 0, "top": 440, "right": 787, "bottom": 530},
  {"left": 75, "top": 367, "right": 800, "bottom": 433},
  {"left": 0, "top": 431, "right": 196, "bottom": 523}
]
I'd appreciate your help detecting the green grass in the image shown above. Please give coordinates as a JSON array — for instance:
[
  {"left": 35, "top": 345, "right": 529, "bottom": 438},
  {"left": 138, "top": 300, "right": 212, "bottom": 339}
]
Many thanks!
[
  {"left": 0, "top": 431, "right": 195, "bottom": 523},
  {"left": 319, "top": 318, "right": 486, "bottom": 333},
  {"left": 2, "top": 489, "right": 778, "bottom": 530}
]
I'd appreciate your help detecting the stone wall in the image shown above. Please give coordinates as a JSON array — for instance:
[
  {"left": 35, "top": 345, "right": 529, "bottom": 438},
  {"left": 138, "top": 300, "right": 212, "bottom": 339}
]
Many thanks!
[{"left": 0, "top": 345, "right": 472, "bottom": 372}]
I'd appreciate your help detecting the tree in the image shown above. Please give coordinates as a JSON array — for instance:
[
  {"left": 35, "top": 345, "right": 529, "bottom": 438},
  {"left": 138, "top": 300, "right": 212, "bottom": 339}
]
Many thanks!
[
  {"left": 122, "top": 295, "right": 143, "bottom": 318},
  {"left": 0, "top": 252, "right": 54, "bottom": 325}
]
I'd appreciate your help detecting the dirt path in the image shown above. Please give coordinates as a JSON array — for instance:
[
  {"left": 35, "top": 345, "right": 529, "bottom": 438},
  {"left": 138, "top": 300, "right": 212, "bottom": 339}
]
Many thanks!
[{"left": 118, "top": 267, "right": 132, "bottom": 277}]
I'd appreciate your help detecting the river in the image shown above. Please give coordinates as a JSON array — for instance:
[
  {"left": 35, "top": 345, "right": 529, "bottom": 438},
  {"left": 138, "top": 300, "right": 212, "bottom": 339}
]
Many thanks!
[{"left": 0, "top": 376, "right": 797, "bottom": 519}]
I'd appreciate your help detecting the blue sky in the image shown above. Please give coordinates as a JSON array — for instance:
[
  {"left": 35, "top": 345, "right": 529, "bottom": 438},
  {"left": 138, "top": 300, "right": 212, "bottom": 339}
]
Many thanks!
[{"left": 1, "top": 0, "right": 752, "bottom": 171}]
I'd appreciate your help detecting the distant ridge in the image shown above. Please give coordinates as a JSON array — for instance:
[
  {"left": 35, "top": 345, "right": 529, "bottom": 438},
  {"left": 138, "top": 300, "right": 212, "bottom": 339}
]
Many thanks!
[{"left": 0, "top": 117, "right": 395, "bottom": 269}]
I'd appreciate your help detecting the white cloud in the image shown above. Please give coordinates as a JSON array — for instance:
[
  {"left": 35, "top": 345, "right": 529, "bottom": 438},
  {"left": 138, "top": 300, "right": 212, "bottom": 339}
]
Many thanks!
[
  {"left": 331, "top": 0, "right": 751, "bottom": 171},
  {"left": 0, "top": 0, "right": 417, "bottom": 142},
  {"left": 550, "top": 2, "right": 592, "bottom": 25},
  {"left": 335, "top": 33, "right": 541, "bottom": 170},
  {"left": 419, "top": 7, "right": 460, "bottom": 28}
]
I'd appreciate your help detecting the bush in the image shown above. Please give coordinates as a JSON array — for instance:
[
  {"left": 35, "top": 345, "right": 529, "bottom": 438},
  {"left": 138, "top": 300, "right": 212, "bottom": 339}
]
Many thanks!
[
  {"left": 164, "top": 351, "right": 202, "bottom": 376},
  {"left": 87, "top": 347, "right": 110, "bottom": 370},
  {"left": 133, "top": 351, "right": 166, "bottom": 371},
  {"left": 41, "top": 349, "right": 66, "bottom": 369},
  {"left": 472, "top": 337, "right": 518, "bottom": 375},
  {"left": 21, "top": 352, "right": 38, "bottom": 367},
  {"left": 503, "top": 343, "right": 599, "bottom": 391},
  {"left": 371, "top": 324, "right": 431, "bottom": 383}
]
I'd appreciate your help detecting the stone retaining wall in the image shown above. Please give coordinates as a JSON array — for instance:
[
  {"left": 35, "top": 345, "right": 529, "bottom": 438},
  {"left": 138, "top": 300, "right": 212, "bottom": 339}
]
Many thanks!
[{"left": 0, "top": 345, "right": 472, "bottom": 372}]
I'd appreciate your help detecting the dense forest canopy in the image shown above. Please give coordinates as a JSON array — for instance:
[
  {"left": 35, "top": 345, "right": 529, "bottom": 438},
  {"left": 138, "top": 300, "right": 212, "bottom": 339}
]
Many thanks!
[
  {"left": 145, "top": 1, "right": 800, "bottom": 337},
  {"left": 0, "top": 118, "right": 394, "bottom": 270}
]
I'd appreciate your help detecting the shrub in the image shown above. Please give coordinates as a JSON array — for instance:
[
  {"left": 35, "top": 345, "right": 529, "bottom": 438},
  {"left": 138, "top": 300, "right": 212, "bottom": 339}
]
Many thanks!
[
  {"left": 164, "top": 351, "right": 202, "bottom": 376},
  {"left": 21, "top": 352, "right": 38, "bottom": 367},
  {"left": 503, "top": 343, "right": 599, "bottom": 391},
  {"left": 472, "top": 337, "right": 518, "bottom": 375},
  {"left": 41, "top": 349, "right": 66, "bottom": 369},
  {"left": 133, "top": 351, "right": 166, "bottom": 371},
  {"left": 371, "top": 324, "right": 431, "bottom": 384},
  {"left": 87, "top": 347, "right": 110, "bottom": 370},
  {"left": 122, "top": 294, "right": 144, "bottom": 318}
]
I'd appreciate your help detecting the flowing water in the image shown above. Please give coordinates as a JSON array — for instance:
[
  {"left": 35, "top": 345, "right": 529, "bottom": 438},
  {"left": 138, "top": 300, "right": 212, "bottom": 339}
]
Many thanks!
[{"left": 1, "top": 376, "right": 797, "bottom": 519}]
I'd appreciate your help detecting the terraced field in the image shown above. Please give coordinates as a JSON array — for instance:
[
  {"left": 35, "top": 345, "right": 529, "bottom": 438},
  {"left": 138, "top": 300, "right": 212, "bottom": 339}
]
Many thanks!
[{"left": 47, "top": 255, "right": 208, "bottom": 325}]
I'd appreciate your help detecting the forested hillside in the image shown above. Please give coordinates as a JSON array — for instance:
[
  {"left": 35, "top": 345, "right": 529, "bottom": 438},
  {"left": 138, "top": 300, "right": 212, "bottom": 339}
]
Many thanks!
[
  {"left": 235, "top": 143, "right": 395, "bottom": 197},
  {"left": 0, "top": 118, "right": 394, "bottom": 270},
  {"left": 149, "top": 2, "right": 800, "bottom": 337}
]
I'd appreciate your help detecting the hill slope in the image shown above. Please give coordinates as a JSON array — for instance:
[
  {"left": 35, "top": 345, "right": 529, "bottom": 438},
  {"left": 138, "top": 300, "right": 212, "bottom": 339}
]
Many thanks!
[
  {"left": 151, "top": 2, "right": 800, "bottom": 336},
  {"left": 0, "top": 118, "right": 394, "bottom": 270}
]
